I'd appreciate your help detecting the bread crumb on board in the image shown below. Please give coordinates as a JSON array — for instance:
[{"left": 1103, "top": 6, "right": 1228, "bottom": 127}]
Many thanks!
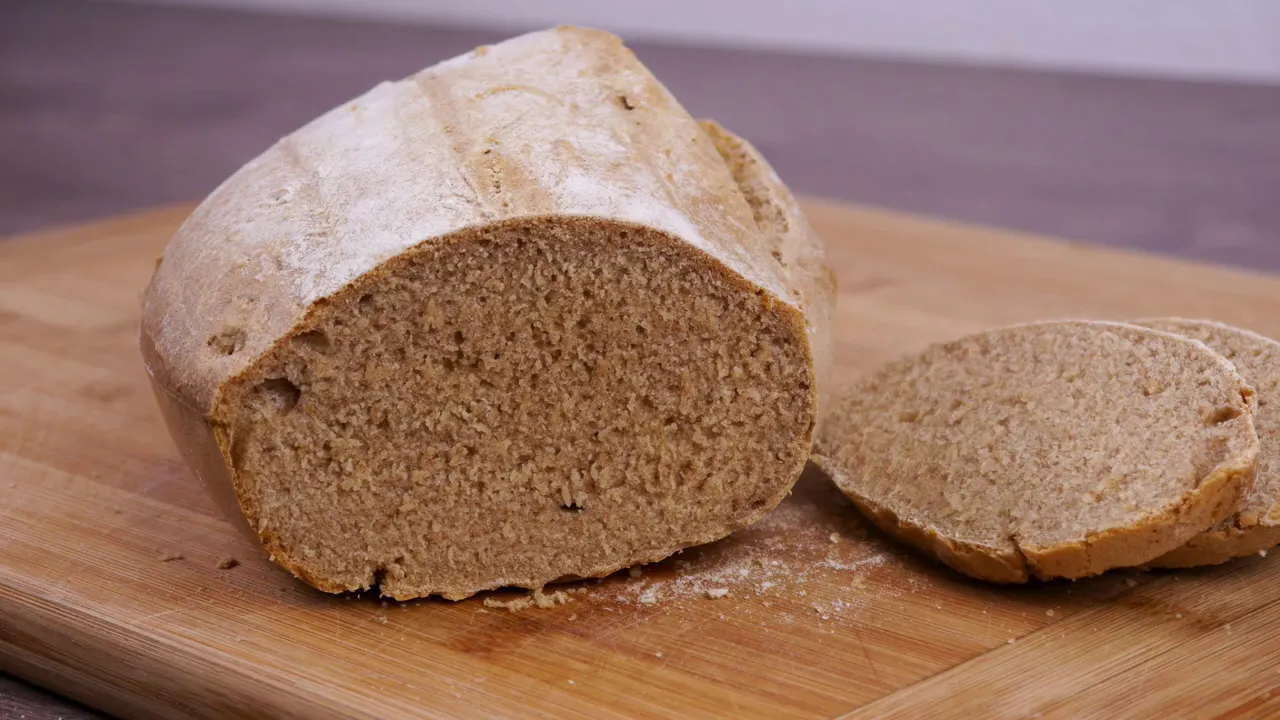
[
  {"left": 216, "top": 557, "right": 240, "bottom": 570},
  {"left": 705, "top": 588, "right": 729, "bottom": 599},
  {"left": 158, "top": 551, "right": 185, "bottom": 562},
  {"left": 534, "top": 590, "right": 571, "bottom": 608},
  {"left": 483, "top": 589, "right": 572, "bottom": 612}
]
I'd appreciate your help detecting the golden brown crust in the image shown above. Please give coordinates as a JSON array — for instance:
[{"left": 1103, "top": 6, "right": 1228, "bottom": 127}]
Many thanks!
[
  {"left": 1022, "top": 454, "right": 1253, "bottom": 579},
  {"left": 1149, "top": 524, "right": 1280, "bottom": 568},
  {"left": 1135, "top": 318, "right": 1280, "bottom": 568},
  {"left": 817, "top": 448, "right": 1254, "bottom": 582}
]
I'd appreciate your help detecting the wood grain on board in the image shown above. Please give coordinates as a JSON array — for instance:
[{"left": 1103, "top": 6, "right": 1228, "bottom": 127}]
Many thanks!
[{"left": 2, "top": 201, "right": 1280, "bottom": 719}]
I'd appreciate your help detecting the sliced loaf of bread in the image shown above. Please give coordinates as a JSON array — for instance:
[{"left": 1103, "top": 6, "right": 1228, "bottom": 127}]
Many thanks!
[
  {"left": 140, "top": 27, "right": 834, "bottom": 600},
  {"left": 814, "top": 320, "right": 1258, "bottom": 582},
  {"left": 1136, "top": 319, "right": 1280, "bottom": 568}
]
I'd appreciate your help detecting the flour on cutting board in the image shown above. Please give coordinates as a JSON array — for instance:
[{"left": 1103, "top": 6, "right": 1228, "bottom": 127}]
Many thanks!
[
  {"left": 472, "top": 471, "right": 913, "bottom": 616},
  {"left": 599, "top": 473, "right": 899, "bottom": 613}
]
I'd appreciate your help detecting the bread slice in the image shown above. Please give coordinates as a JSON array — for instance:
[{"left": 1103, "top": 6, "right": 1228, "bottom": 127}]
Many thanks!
[
  {"left": 139, "top": 27, "right": 834, "bottom": 600},
  {"left": 813, "top": 320, "right": 1258, "bottom": 583},
  {"left": 1136, "top": 319, "right": 1280, "bottom": 567}
]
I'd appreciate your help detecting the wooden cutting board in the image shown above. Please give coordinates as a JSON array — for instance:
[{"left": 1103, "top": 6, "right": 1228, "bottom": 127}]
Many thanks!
[{"left": 3, "top": 200, "right": 1280, "bottom": 720}]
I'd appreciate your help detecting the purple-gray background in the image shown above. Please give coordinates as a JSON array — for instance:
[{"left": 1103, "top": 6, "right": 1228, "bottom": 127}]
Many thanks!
[{"left": 4, "top": 0, "right": 1280, "bottom": 269}]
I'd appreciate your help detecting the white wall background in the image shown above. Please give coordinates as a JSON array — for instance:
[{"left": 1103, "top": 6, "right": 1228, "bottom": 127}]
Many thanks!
[{"left": 128, "top": 0, "right": 1280, "bottom": 83}]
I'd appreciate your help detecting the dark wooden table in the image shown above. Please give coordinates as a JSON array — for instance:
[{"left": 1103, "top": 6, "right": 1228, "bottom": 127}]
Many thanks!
[{"left": 2, "top": 1, "right": 1279, "bottom": 717}]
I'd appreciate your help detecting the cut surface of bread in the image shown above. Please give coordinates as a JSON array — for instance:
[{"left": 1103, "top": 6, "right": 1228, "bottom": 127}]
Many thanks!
[
  {"left": 1137, "top": 319, "right": 1280, "bottom": 568},
  {"left": 218, "top": 218, "right": 815, "bottom": 599},
  {"left": 814, "top": 320, "right": 1258, "bottom": 583},
  {"left": 139, "top": 27, "right": 832, "bottom": 599}
]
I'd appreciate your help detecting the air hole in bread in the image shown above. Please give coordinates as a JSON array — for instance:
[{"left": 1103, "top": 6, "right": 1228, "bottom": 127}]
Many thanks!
[
  {"left": 1206, "top": 405, "right": 1243, "bottom": 425},
  {"left": 294, "top": 330, "right": 331, "bottom": 353},
  {"left": 372, "top": 557, "right": 407, "bottom": 589},
  {"left": 209, "top": 328, "right": 246, "bottom": 356},
  {"left": 253, "top": 378, "right": 301, "bottom": 415},
  {"left": 230, "top": 429, "right": 252, "bottom": 474}
]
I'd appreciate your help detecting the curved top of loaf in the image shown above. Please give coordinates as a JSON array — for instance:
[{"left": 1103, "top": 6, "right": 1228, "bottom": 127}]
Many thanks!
[{"left": 141, "top": 26, "right": 805, "bottom": 412}]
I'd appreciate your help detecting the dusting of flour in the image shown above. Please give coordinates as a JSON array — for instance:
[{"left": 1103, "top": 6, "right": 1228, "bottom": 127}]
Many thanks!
[{"left": 598, "top": 472, "right": 899, "bottom": 615}]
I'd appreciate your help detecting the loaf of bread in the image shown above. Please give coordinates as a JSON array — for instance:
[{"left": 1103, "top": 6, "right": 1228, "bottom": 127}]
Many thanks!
[
  {"left": 139, "top": 27, "right": 833, "bottom": 600},
  {"left": 1136, "top": 319, "right": 1280, "bottom": 567},
  {"left": 814, "top": 321, "right": 1258, "bottom": 583}
]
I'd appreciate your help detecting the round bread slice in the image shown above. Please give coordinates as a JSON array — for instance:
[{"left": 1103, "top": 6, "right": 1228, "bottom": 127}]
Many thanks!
[
  {"left": 813, "top": 320, "right": 1259, "bottom": 583},
  {"left": 1136, "top": 319, "right": 1280, "bottom": 568},
  {"left": 139, "top": 27, "right": 834, "bottom": 600}
]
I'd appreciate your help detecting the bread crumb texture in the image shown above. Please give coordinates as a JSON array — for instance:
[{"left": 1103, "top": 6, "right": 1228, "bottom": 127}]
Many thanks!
[
  {"left": 219, "top": 218, "right": 813, "bottom": 599},
  {"left": 817, "top": 320, "right": 1258, "bottom": 582},
  {"left": 1137, "top": 319, "right": 1280, "bottom": 567}
]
